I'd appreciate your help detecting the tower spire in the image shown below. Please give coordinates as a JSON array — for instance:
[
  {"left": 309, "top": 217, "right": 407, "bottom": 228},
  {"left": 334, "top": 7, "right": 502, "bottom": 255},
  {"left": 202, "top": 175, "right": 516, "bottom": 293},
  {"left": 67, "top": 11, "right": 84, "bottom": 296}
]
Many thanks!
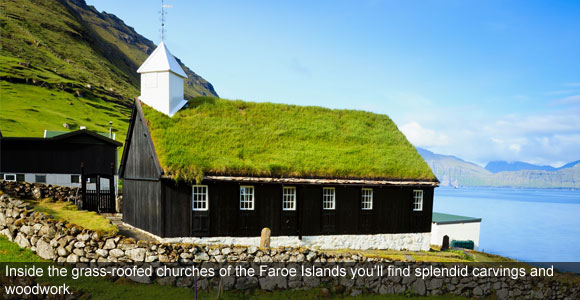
[{"left": 160, "top": 0, "right": 173, "bottom": 41}]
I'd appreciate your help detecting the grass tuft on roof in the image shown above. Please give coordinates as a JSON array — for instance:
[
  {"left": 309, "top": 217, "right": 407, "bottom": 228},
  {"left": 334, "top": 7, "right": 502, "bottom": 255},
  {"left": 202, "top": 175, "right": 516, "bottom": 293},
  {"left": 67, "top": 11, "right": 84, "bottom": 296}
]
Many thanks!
[{"left": 141, "top": 97, "right": 436, "bottom": 183}]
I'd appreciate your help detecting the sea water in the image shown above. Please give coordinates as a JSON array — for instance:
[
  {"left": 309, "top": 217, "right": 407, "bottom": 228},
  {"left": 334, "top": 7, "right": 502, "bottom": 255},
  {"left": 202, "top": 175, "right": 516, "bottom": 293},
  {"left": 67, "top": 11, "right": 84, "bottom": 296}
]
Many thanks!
[{"left": 433, "top": 187, "right": 580, "bottom": 263}]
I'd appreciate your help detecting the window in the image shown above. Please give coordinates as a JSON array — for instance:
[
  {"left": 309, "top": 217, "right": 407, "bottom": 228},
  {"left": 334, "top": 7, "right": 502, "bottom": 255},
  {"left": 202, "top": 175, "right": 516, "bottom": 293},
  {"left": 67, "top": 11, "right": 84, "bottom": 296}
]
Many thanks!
[
  {"left": 322, "top": 187, "right": 335, "bottom": 210},
  {"left": 16, "top": 174, "right": 25, "bottom": 182},
  {"left": 240, "top": 186, "right": 254, "bottom": 210},
  {"left": 71, "top": 175, "right": 80, "bottom": 184},
  {"left": 413, "top": 190, "right": 423, "bottom": 211},
  {"left": 86, "top": 177, "right": 96, "bottom": 184},
  {"left": 35, "top": 175, "right": 46, "bottom": 183},
  {"left": 361, "top": 188, "right": 373, "bottom": 210},
  {"left": 192, "top": 185, "right": 208, "bottom": 211},
  {"left": 282, "top": 187, "right": 296, "bottom": 211},
  {"left": 4, "top": 174, "right": 16, "bottom": 182}
]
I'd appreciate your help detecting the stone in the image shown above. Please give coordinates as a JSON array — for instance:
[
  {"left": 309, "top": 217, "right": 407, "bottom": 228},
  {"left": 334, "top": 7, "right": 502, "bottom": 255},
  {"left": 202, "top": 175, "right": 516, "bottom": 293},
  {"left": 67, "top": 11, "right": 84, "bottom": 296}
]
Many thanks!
[
  {"left": 74, "top": 241, "right": 86, "bottom": 248},
  {"left": 221, "top": 247, "right": 232, "bottom": 255},
  {"left": 39, "top": 225, "right": 56, "bottom": 239},
  {"left": 496, "top": 289, "right": 509, "bottom": 300},
  {"left": 176, "top": 276, "right": 194, "bottom": 288},
  {"left": 128, "top": 275, "right": 151, "bottom": 284},
  {"left": 473, "top": 286, "right": 484, "bottom": 296},
  {"left": 66, "top": 254, "right": 79, "bottom": 263},
  {"left": 109, "top": 248, "right": 124, "bottom": 258},
  {"left": 260, "top": 227, "right": 271, "bottom": 248},
  {"left": 222, "top": 276, "right": 236, "bottom": 290},
  {"left": 76, "top": 233, "right": 90, "bottom": 242},
  {"left": 36, "top": 239, "right": 55, "bottom": 260},
  {"left": 73, "top": 248, "right": 85, "bottom": 256},
  {"left": 413, "top": 278, "right": 426, "bottom": 296},
  {"left": 127, "top": 248, "right": 146, "bottom": 262},
  {"left": 145, "top": 255, "right": 158, "bottom": 262},
  {"left": 429, "top": 278, "right": 443, "bottom": 289},
  {"left": 96, "top": 249, "right": 109, "bottom": 257},
  {"left": 103, "top": 238, "right": 116, "bottom": 250},
  {"left": 259, "top": 275, "right": 287, "bottom": 290},
  {"left": 248, "top": 246, "right": 258, "bottom": 254},
  {"left": 194, "top": 252, "right": 210, "bottom": 261},
  {"left": 155, "top": 276, "right": 176, "bottom": 286},
  {"left": 15, "top": 232, "right": 31, "bottom": 248},
  {"left": 306, "top": 251, "right": 317, "bottom": 262},
  {"left": 57, "top": 247, "right": 70, "bottom": 257},
  {"left": 19, "top": 225, "right": 32, "bottom": 235},
  {"left": 235, "top": 277, "right": 259, "bottom": 290},
  {"left": 32, "top": 187, "right": 43, "bottom": 199}
]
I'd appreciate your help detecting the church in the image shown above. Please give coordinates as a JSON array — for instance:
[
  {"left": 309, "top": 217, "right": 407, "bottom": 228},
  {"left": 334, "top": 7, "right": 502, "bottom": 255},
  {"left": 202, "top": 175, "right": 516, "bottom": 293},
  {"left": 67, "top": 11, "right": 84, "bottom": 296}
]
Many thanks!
[{"left": 119, "top": 42, "right": 438, "bottom": 250}]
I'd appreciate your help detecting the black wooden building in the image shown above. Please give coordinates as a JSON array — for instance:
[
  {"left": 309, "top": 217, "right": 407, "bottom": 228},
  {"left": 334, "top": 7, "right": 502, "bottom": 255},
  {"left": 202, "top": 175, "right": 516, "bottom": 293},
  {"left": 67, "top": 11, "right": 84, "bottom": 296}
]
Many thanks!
[
  {"left": 119, "top": 101, "right": 438, "bottom": 239},
  {"left": 0, "top": 129, "right": 121, "bottom": 212}
]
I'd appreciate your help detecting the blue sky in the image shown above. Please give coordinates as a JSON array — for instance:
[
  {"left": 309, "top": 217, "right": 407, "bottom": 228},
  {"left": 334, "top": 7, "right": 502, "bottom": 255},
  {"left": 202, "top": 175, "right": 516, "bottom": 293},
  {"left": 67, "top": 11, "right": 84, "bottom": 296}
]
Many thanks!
[{"left": 87, "top": 0, "right": 580, "bottom": 167}]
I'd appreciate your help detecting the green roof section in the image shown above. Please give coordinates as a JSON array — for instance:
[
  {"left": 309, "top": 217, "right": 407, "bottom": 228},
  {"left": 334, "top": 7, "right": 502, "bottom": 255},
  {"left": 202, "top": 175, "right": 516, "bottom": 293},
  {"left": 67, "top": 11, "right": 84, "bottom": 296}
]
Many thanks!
[
  {"left": 141, "top": 97, "right": 437, "bottom": 183},
  {"left": 44, "top": 130, "right": 115, "bottom": 139},
  {"left": 432, "top": 212, "right": 482, "bottom": 224}
]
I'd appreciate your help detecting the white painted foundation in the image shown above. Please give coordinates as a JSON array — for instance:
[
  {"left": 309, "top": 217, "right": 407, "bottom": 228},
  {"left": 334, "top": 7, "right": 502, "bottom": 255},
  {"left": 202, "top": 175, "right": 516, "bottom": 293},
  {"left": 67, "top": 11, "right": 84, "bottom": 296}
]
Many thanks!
[
  {"left": 4, "top": 173, "right": 114, "bottom": 189},
  {"left": 163, "top": 232, "right": 431, "bottom": 251},
  {"left": 430, "top": 222, "right": 481, "bottom": 249}
]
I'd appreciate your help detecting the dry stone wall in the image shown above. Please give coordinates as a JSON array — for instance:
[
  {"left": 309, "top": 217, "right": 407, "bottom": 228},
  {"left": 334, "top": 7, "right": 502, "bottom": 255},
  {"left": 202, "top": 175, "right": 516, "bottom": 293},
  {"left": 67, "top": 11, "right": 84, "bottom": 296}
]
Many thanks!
[
  {"left": 0, "top": 181, "right": 79, "bottom": 202},
  {"left": 0, "top": 193, "right": 578, "bottom": 299}
]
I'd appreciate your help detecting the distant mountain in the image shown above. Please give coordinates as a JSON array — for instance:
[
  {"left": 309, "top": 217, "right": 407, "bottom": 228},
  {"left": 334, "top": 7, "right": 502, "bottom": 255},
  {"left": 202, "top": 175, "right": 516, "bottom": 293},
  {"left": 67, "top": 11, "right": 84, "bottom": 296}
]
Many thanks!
[
  {"left": 417, "top": 148, "right": 580, "bottom": 189},
  {"left": 485, "top": 161, "right": 557, "bottom": 173}
]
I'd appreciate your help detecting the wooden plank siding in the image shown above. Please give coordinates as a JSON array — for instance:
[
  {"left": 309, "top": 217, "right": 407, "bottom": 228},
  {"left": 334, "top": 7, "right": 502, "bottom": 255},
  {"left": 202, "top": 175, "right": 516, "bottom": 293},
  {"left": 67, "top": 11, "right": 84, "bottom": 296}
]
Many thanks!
[
  {"left": 121, "top": 103, "right": 165, "bottom": 236},
  {"left": 163, "top": 180, "right": 434, "bottom": 238}
]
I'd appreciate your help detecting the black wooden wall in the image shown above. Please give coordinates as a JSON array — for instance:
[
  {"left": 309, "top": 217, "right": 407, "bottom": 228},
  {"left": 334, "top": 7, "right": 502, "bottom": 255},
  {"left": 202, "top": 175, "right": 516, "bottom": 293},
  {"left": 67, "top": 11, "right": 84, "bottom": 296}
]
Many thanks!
[
  {"left": 121, "top": 105, "right": 164, "bottom": 236},
  {"left": 159, "top": 179, "right": 435, "bottom": 238},
  {"left": 0, "top": 138, "right": 116, "bottom": 175}
]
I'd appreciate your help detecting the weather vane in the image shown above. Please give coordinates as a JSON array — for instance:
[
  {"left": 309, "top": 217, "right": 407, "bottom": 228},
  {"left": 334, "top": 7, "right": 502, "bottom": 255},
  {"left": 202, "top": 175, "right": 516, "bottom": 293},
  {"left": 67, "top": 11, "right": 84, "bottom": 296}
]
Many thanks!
[{"left": 160, "top": 0, "right": 173, "bottom": 41}]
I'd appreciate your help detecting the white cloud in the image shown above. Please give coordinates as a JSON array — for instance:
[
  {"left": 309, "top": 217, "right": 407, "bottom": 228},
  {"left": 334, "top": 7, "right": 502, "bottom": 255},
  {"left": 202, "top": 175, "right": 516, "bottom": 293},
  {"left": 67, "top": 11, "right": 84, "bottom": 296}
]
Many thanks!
[{"left": 400, "top": 121, "right": 449, "bottom": 148}]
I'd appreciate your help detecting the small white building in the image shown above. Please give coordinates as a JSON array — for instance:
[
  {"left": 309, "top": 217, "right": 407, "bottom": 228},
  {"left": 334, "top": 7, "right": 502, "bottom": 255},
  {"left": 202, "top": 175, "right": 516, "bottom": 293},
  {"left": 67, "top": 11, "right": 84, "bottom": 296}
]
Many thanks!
[
  {"left": 137, "top": 41, "right": 188, "bottom": 117},
  {"left": 431, "top": 212, "right": 481, "bottom": 249}
]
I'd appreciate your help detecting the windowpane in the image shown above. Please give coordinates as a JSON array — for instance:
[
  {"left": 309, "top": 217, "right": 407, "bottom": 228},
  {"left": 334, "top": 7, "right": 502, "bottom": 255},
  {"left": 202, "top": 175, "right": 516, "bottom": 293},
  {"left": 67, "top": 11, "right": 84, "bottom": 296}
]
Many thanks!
[
  {"left": 16, "top": 174, "right": 25, "bottom": 182},
  {"left": 192, "top": 185, "right": 208, "bottom": 211},
  {"left": 4, "top": 174, "right": 16, "bottom": 182},
  {"left": 71, "top": 175, "right": 80, "bottom": 183},
  {"left": 322, "top": 187, "right": 335, "bottom": 210},
  {"left": 361, "top": 188, "right": 373, "bottom": 210},
  {"left": 413, "top": 190, "right": 423, "bottom": 211},
  {"left": 282, "top": 187, "right": 296, "bottom": 211},
  {"left": 240, "top": 186, "right": 254, "bottom": 210},
  {"left": 35, "top": 175, "right": 46, "bottom": 183}
]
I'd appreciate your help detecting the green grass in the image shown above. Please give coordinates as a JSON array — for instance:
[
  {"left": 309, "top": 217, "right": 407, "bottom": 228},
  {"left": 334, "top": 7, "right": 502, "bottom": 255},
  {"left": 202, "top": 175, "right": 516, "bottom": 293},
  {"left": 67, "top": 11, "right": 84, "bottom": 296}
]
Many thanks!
[
  {"left": 143, "top": 97, "right": 437, "bottom": 183},
  {"left": 0, "top": 81, "right": 129, "bottom": 139},
  {"left": 25, "top": 198, "right": 118, "bottom": 235}
]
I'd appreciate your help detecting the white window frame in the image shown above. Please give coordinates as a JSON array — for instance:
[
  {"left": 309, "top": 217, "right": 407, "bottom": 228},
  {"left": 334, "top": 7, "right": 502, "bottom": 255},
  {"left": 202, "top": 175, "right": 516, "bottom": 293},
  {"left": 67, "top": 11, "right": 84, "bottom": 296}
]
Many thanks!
[
  {"left": 322, "top": 187, "right": 335, "bottom": 210},
  {"left": 4, "top": 174, "right": 16, "bottom": 182},
  {"left": 361, "top": 188, "right": 373, "bottom": 210},
  {"left": 192, "top": 185, "right": 209, "bottom": 211},
  {"left": 282, "top": 186, "right": 296, "bottom": 211},
  {"left": 240, "top": 186, "right": 255, "bottom": 210},
  {"left": 413, "top": 190, "right": 423, "bottom": 211}
]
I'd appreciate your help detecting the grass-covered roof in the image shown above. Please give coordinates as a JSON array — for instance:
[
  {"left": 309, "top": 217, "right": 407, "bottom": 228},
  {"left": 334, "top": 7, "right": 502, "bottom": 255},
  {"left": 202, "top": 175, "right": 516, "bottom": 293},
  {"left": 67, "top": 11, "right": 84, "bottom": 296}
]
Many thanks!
[{"left": 141, "top": 97, "right": 437, "bottom": 183}]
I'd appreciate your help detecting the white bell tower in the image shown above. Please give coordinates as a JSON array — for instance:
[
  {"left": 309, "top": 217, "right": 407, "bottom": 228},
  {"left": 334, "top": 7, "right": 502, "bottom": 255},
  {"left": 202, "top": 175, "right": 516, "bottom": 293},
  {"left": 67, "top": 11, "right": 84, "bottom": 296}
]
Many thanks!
[{"left": 137, "top": 42, "right": 188, "bottom": 117}]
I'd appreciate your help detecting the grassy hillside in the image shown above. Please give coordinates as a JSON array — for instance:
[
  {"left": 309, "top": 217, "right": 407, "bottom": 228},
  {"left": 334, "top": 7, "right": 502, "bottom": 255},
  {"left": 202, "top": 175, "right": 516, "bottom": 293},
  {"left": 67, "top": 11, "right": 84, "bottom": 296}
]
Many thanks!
[
  {"left": 143, "top": 97, "right": 437, "bottom": 182},
  {"left": 0, "top": 0, "right": 217, "bottom": 138}
]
